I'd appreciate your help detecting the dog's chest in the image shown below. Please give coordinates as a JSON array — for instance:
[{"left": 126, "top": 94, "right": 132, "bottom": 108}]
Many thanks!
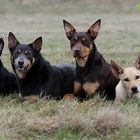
[
  {"left": 18, "top": 75, "right": 47, "bottom": 96},
  {"left": 74, "top": 79, "right": 100, "bottom": 97}
]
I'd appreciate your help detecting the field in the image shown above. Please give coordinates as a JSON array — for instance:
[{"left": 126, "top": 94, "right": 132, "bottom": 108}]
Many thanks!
[{"left": 0, "top": 0, "right": 140, "bottom": 139}]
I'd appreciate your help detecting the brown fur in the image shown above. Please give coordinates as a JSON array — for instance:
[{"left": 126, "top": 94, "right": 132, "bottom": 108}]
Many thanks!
[
  {"left": 74, "top": 81, "right": 82, "bottom": 93},
  {"left": 24, "top": 95, "right": 39, "bottom": 103},
  {"left": 63, "top": 19, "right": 119, "bottom": 100},
  {"left": 83, "top": 82, "right": 99, "bottom": 97},
  {"left": 63, "top": 93, "right": 76, "bottom": 100},
  {"left": 120, "top": 67, "right": 140, "bottom": 91},
  {"left": 14, "top": 57, "right": 35, "bottom": 79}
]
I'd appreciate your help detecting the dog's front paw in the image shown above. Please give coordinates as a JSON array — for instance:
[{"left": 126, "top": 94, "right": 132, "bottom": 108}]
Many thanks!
[
  {"left": 23, "top": 95, "right": 39, "bottom": 103},
  {"left": 114, "top": 98, "right": 122, "bottom": 107},
  {"left": 63, "top": 93, "right": 76, "bottom": 100}
]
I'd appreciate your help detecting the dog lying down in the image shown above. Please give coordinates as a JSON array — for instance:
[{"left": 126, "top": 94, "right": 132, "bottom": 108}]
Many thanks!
[
  {"left": 111, "top": 56, "right": 140, "bottom": 106},
  {"left": 8, "top": 32, "right": 75, "bottom": 101}
]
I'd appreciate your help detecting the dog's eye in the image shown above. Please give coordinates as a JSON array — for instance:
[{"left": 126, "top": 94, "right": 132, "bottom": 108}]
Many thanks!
[
  {"left": 15, "top": 50, "right": 21, "bottom": 54},
  {"left": 74, "top": 37, "right": 78, "bottom": 41},
  {"left": 82, "top": 37, "right": 86, "bottom": 42},
  {"left": 136, "top": 75, "right": 140, "bottom": 80},
  {"left": 25, "top": 51, "right": 29, "bottom": 55},
  {"left": 124, "top": 78, "right": 129, "bottom": 82}
]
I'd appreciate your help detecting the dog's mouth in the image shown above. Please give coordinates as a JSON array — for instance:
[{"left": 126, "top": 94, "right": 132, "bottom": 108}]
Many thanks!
[
  {"left": 132, "top": 91, "right": 139, "bottom": 94},
  {"left": 128, "top": 91, "right": 140, "bottom": 99},
  {"left": 16, "top": 65, "right": 29, "bottom": 72},
  {"left": 75, "top": 55, "right": 89, "bottom": 67},
  {"left": 74, "top": 54, "right": 88, "bottom": 60}
]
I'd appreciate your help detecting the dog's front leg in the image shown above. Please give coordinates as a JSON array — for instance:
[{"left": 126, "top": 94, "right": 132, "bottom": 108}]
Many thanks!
[
  {"left": 74, "top": 81, "right": 82, "bottom": 96},
  {"left": 114, "top": 97, "right": 123, "bottom": 107}
]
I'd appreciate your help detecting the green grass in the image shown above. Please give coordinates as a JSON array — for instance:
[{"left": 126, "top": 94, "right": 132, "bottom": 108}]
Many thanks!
[{"left": 0, "top": 0, "right": 140, "bottom": 139}]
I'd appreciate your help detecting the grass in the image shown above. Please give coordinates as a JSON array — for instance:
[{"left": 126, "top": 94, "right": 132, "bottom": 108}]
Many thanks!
[
  {"left": 0, "top": 96, "right": 140, "bottom": 140},
  {"left": 0, "top": 0, "right": 140, "bottom": 139}
]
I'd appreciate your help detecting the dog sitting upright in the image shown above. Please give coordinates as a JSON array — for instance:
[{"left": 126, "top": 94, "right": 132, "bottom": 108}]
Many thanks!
[
  {"left": 63, "top": 19, "right": 119, "bottom": 100},
  {"left": 0, "top": 38, "right": 18, "bottom": 95},
  {"left": 8, "top": 32, "right": 75, "bottom": 100},
  {"left": 111, "top": 57, "right": 140, "bottom": 106}
]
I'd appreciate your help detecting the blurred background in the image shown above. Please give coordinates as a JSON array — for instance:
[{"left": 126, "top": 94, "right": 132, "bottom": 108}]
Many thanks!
[{"left": 0, "top": 0, "right": 140, "bottom": 69}]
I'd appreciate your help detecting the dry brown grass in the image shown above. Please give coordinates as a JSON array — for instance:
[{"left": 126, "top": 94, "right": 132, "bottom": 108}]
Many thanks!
[
  {"left": 0, "top": 96, "right": 140, "bottom": 139},
  {"left": 50, "top": 99, "right": 125, "bottom": 136},
  {"left": 93, "top": 108, "right": 125, "bottom": 136}
]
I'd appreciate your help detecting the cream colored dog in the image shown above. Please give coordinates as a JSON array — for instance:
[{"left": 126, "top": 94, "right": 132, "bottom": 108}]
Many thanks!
[{"left": 110, "top": 56, "right": 140, "bottom": 106}]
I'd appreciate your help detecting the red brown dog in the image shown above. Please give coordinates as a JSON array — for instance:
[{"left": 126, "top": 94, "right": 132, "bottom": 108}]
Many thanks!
[{"left": 63, "top": 19, "right": 119, "bottom": 100}]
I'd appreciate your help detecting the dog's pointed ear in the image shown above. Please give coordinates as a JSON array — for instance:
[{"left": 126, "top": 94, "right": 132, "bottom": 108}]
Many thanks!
[
  {"left": 0, "top": 38, "right": 4, "bottom": 56},
  {"left": 110, "top": 60, "right": 124, "bottom": 78},
  {"left": 135, "top": 54, "right": 140, "bottom": 70},
  {"left": 8, "top": 32, "right": 19, "bottom": 49},
  {"left": 31, "top": 37, "right": 42, "bottom": 52},
  {"left": 87, "top": 19, "right": 101, "bottom": 40},
  {"left": 63, "top": 20, "right": 76, "bottom": 40}
]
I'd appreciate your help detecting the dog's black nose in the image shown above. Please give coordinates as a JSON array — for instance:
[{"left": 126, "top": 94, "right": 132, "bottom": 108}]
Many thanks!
[
  {"left": 131, "top": 86, "right": 138, "bottom": 93},
  {"left": 18, "top": 59, "right": 24, "bottom": 67},
  {"left": 73, "top": 49, "right": 80, "bottom": 57},
  {"left": 74, "top": 50, "right": 80, "bottom": 55}
]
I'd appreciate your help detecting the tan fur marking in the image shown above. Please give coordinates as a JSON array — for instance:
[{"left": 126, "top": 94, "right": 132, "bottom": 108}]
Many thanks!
[
  {"left": 75, "top": 45, "right": 92, "bottom": 67},
  {"left": 74, "top": 81, "right": 81, "bottom": 93},
  {"left": 83, "top": 82, "right": 99, "bottom": 97},
  {"left": 82, "top": 37, "right": 86, "bottom": 42},
  {"left": 18, "top": 49, "right": 21, "bottom": 53},
  {"left": 63, "top": 93, "right": 76, "bottom": 100},
  {"left": 80, "top": 47, "right": 90, "bottom": 58},
  {"left": 74, "top": 36, "right": 78, "bottom": 41},
  {"left": 25, "top": 59, "right": 31, "bottom": 68},
  {"left": 24, "top": 95, "right": 39, "bottom": 103},
  {"left": 76, "top": 57, "right": 88, "bottom": 67},
  {"left": 15, "top": 57, "right": 35, "bottom": 79},
  {"left": 15, "top": 69, "right": 26, "bottom": 79},
  {"left": 25, "top": 50, "right": 29, "bottom": 54}
]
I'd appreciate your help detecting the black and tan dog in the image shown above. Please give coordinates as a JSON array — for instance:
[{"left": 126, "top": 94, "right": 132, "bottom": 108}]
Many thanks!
[
  {"left": 63, "top": 19, "right": 119, "bottom": 100},
  {"left": 8, "top": 32, "right": 75, "bottom": 101},
  {"left": 0, "top": 38, "right": 18, "bottom": 95}
]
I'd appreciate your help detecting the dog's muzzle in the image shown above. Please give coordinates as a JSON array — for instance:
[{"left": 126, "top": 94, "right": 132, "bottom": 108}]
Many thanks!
[
  {"left": 73, "top": 50, "right": 88, "bottom": 60},
  {"left": 16, "top": 58, "right": 29, "bottom": 72},
  {"left": 131, "top": 86, "right": 139, "bottom": 94}
]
